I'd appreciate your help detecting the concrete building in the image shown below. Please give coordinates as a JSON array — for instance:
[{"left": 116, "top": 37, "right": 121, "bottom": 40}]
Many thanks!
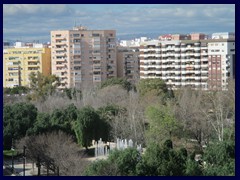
[
  {"left": 139, "top": 34, "right": 235, "bottom": 90},
  {"left": 119, "top": 37, "right": 148, "bottom": 48},
  {"left": 3, "top": 46, "right": 51, "bottom": 87},
  {"left": 207, "top": 39, "right": 235, "bottom": 90},
  {"left": 51, "top": 26, "right": 117, "bottom": 89},
  {"left": 117, "top": 47, "right": 140, "bottom": 84},
  {"left": 212, "top": 32, "right": 235, "bottom": 39}
]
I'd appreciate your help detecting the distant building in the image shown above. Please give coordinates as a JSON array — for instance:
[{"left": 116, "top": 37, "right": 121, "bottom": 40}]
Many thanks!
[
  {"left": 120, "top": 37, "right": 149, "bottom": 47},
  {"left": 140, "top": 32, "right": 235, "bottom": 90},
  {"left": 159, "top": 33, "right": 207, "bottom": 41},
  {"left": 212, "top": 32, "right": 235, "bottom": 39},
  {"left": 51, "top": 26, "right": 117, "bottom": 89},
  {"left": 117, "top": 47, "right": 140, "bottom": 84},
  {"left": 3, "top": 46, "right": 51, "bottom": 87}
]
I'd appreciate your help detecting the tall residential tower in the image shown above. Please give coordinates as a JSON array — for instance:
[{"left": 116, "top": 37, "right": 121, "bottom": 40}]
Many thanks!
[{"left": 51, "top": 26, "right": 117, "bottom": 89}]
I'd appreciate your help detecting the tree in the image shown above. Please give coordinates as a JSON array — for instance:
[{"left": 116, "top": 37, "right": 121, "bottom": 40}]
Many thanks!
[
  {"left": 3, "top": 102, "right": 38, "bottom": 149},
  {"left": 63, "top": 88, "right": 82, "bottom": 100},
  {"left": 84, "top": 148, "right": 140, "bottom": 176},
  {"left": 18, "top": 131, "right": 89, "bottom": 176},
  {"left": 175, "top": 88, "right": 212, "bottom": 148},
  {"left": 202, "top": 141, "right": 235, "bottom": 176},
  {"left": 136, "top": 140, "right": 187, "bottom": 176},
  {"left": 100, "top": 77, "right": 134, "bottom": 91},
  {"left": 26, "top": 112, "right": 52, "bottom": 136},
  {"left": 28, "top": 72, "right": 60, "bottom": 101},
  {"left": 3, "top": 86, "right": 29, "bottom": 95},
  {"left": 74, "top": 106, "right": 110, "bottom": 149},
  {"left": 202, "top": 87, "right": 235, "bottom": 142},
  {"left": 27, "top": 104, "right": 78, "bottom": 141},
  {"left": 145, "top": 103, "right": 178, "bottom": 145},
  {"left": 137, "top": 79, "right": 172, "bottom": 98}
]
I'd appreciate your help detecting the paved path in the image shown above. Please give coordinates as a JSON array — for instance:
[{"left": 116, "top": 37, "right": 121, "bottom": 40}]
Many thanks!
[{"left": 3, "top": 160, "right": 36, "bottom": 176}]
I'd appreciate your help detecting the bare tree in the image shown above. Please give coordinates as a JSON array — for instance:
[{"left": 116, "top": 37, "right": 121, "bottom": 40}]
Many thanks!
[
  {"left": 110, "top": 90, "right": 146, "bottom": 145},
  {"left": 18, "top": 131, "right": 89, "bottom": 176},
  {"left": 202, "top": 84, "right": 235, "bottom": 142},
  {"left": 175, "top": 88, "right": 212, "bottom": 148}
]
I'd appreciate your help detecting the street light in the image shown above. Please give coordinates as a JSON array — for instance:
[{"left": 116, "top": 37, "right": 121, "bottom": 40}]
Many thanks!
[
  {"left": 11, "top": 144, "right": 15, "bottom": 174},
  {"left": 23, "top": 146, "right": 26, "bottom": 176}
]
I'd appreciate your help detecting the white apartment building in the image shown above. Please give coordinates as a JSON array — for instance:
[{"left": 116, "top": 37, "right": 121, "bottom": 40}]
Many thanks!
[{"left": 139, "top": 36, "right": 235, "bottom": 90}]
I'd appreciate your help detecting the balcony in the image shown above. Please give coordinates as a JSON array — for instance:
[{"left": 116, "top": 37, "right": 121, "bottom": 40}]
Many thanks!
[
  {"left": 55, "top": 41, "right": 67, "bottom": 45},
  {"left": 201, "top": 64, "right": 208, "bottom": 68},
  {"left": 193, "top": 47, "right": 201, "bottom": 51}
]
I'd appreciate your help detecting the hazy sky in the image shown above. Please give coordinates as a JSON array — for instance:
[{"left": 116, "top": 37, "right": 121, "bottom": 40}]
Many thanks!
[{"left": 3, "top": 4, "right": 235, "bottom": 42}]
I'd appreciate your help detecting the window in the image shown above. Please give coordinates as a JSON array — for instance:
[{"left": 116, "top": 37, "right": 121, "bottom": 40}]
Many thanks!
[{"left": 73, "top": 34, "right": 80, "bottom": 37}]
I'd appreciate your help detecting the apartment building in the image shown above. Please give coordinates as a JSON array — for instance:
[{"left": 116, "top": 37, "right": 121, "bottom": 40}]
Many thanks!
[
  {"left": 208, "top": 39, "right": 235, "bottom": 90},
  {"left": 139, "top": 33, "right": 235, "bottom": 90},
  {"left": 3, "top": 45, "right": 51, "bottom": 87},
  {"left": 117, "top": 47, "right": 140, "bottom": 84},
  {"left": 51, "top": 26, "right": 117, "bottom": 89}
]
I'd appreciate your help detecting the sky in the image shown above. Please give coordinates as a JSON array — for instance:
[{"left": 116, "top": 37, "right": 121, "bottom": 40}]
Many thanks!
[{"left": 3, "top": 4, "right": 235, "bottom": 42}]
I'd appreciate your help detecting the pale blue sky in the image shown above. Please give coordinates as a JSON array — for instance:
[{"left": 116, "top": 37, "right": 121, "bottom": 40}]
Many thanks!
[{"left": 3, "top": 4, "right": 235, "bottom": 42}]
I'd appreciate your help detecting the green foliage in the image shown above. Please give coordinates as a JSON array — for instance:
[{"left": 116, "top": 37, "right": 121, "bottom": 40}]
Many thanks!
[
  {"left": 74, "top": 106, "right": 110, "bottom": 149},
  {"left": 202, "top": 141, "right": 235, "bottom": 176},
  {"left": 100, "top": 77, "right": 134, "bottom": 91},
  {"left": 109, "top": 148, "right": 140, "bottom": 175},
  {"left": 3, "top": 102, "right": 38, "bottom": 149},
  {"left": 137, "top": 79, "right": 171, "bottom": 98},
  {"left": 136, "top": 141, "right": 186, "bottom": 176},
  {"left": 84, "top": 159, "right": 118, "bottom": 176},
  {"left": 185, "top": 158, "right": 203, "bottom": 176},
  {"left": 84, "top": 148, "right": 140, "bottom": 176},
  {"left": 28, "top": 72, "right": 60, "bottom": 101},
  {"left": 4, "top": 86, "right": 29, "bottom": 95},
  {"left": 97, "top": 104, "right": 126, "bottom": 122},
  {"left": 145, "top": 105, "right": 178, "bottom": 144},
  {"left": 26, "top": 112, "right": 51, "bottom": 135},
  {"left": 27, "top": 104, "right": 78, "bottom": 138}
]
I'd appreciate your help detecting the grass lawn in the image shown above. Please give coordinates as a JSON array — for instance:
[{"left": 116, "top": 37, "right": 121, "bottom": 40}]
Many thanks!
[{"left": 3, "top": 150, "right": 19, "bottom": 157}]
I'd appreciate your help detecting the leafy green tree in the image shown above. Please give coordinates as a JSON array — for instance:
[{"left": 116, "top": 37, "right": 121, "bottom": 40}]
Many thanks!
[
  {"left": 27, "top": 104, "right": 78, "bottom": 141},
  {"left": 185, "top": 158, "right": 203, "bottom": 176},
  {"left": 202, "top": 141, "right": 235, "bottom": 176},
  {"left": 74, "top": 106, "right": 110, "bottom": 149},
  {"left": 136, "top": 140, "right": 186, "bottom": 176},
  {"left": 100, "top": 77, "right": 134, "bottom": 91},
  {"left": 26, "top": 112, "right": 52, "bottom": 135},
  {"left": 3, "top": 102, "right": 38, "bottom": 149},
  {"left": 145, "top": 105, "right": 178, "bottom": 144},
  {"left": 137, "top": 79, "right": 172, "bottom": 98},
  {"left": 84, "top": 159, "right": 119, "bottom": 176},
  {"left": 84, "top": 148, "right": 140, "bottom": 176},
  {"left": 28, "top": 72, "right": 60, "bottom": 101},
  {"left": 4, "top": 86, "right": 29, "bottom": 95}
]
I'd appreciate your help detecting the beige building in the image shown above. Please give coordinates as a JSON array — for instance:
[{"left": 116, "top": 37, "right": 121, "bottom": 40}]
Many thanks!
[
  {"left": 51, "top": 26, "right": 117, "bottom": 89},
  {"left": 3, "top": 46, "right": 51, "bottom": 87},
  {"left": 117, "top": 47, "right": 140, "bottom": 84}
]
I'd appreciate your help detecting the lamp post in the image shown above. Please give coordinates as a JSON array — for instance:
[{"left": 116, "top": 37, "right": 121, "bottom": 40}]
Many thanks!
[
  {"left": 23, "top": 146, "right": 26, "bottom": 176},
  {"left": 11, "top": 139, "right": 15, "bottom": 174}
]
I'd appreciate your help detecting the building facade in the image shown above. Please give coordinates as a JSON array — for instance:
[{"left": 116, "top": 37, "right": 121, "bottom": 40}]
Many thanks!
[
  {"left": 117, "top": 47, "right": 140, "bottom": 84},
  {"left": 51, "top": 26, "right": 117, "bottom": 89},
  {"left": 139, "top": 35, "right": 235, "bottom": 90},
  {"left": 3, "top": 46, "right": 51, "bottom": 87}
]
